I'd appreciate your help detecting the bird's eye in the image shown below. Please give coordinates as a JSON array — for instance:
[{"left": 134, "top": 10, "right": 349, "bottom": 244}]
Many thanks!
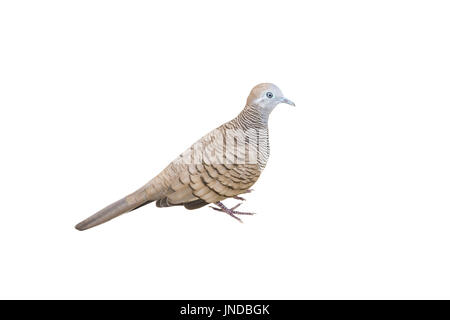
[{"left": 266, "top": 92, "right": 273, "bottom": 99}]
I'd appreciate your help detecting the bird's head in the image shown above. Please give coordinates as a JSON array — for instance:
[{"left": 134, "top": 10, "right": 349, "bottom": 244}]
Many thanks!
[{"left": 246, "top": 83, "right": 295, "bottom": 114}]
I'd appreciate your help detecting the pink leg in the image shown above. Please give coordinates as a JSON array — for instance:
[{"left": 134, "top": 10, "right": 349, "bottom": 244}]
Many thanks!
[{"left": 209, "top": 201, "right": 255, "bottom": 223}]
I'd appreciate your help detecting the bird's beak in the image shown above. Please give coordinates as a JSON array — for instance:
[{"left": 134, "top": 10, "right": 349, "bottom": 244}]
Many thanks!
[{"left": 280, "top": 97, "right": 296, "bottom": 106}]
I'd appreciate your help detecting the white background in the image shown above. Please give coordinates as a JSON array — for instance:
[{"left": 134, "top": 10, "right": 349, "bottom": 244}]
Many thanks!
[{"left": 1, "top": 0, "right": 449, "bottom": 299}]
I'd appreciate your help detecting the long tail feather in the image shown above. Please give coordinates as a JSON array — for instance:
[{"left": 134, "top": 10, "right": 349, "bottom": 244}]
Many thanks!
[{"left": 75, "top": 188, "right": 152, "bottom": 231}]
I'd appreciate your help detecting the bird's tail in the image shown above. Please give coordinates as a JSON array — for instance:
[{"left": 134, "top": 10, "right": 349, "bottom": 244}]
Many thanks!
[{"left": 75, "top": 187, "right": 152, "bottom": 231}]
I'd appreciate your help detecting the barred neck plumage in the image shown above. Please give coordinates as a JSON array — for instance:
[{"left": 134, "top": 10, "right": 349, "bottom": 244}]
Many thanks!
[
  {"left": 222, "top": 104, "right": 271, "bottom": 170},
  {"left": 228, "top": 104, "right": 270, "bottom": 130}
]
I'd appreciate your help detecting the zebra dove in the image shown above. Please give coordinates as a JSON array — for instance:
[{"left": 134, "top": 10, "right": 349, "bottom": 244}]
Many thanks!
[{"left": 75, "top": 83, "right": 295, "bottom": 230}]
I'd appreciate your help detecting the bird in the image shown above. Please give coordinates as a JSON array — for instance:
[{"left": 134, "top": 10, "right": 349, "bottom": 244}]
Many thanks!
[{"left": 75, "top": 83, "right": 295, "bottom": 231}]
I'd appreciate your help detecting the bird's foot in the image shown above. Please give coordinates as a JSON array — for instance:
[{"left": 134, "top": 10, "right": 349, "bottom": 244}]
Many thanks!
[
  {"left": 232, "top": 189, "right": 254, "bottom": 201},
  {"left": 209, "top": 201, "right": 255, "bottom": 223}
]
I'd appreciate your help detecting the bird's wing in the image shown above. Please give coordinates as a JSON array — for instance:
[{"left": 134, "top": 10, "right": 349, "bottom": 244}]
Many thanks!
[
  {"left": 152, "top": 126, "right": 261, "bottom": 208},
  {"left": 154, "top": 162, "right": 261, "bottom": 208}
]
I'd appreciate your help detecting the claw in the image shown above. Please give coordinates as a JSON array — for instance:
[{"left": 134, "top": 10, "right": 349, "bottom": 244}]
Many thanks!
[
  {"left": 227, "top": 212, "right": 243, "bottom": 223},
  {"left": 209, "top": 201, "right": 255, "bottom": 222},
  {"left": 232, "top": 211, "right": 255, "bottom": 216},
  {"left": 233, "top": 189, "right": 254, "bottom": 201},
  {"left": 231, "top": 203, "right": 242, "bottom": 210},
  {"left": 209, "top": 206, "right": 223, "bottom": 212}
]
